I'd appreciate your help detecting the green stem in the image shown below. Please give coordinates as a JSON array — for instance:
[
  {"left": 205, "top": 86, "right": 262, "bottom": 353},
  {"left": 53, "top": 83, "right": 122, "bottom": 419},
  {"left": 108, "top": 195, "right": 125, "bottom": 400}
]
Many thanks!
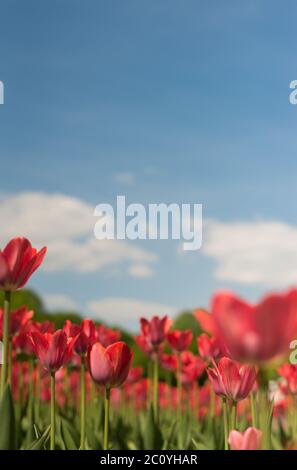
[
  {"left": 258, "top": 369, "right": 271, "bottom": 450},
  {"left": 210, "top": 387, "right": 215, "bottom": 419},
  {"left": 153, "top": 355, "right": 159, "bottom": 423},
  {"left": 35, "top": 365, "right": 41, "bottom": 425},
  {"left": 80, "top": 357, "right": 86, "bottom": 450},
  {"left": 103, "top": 387, "right": 110, "bottom": 450},
  {"left": 50, "top": 372, "right": 56, "bottom": 450},
  {"left": 27, "top": 357, "right": 35, "bottom": 444},
  {"left": 0, "top": 291, "right": 11, "bottom": 397},
  {"left": 222, "top": 398, "right": 229, "bottom": 450},
  {"left": 250, "top": 391, "right": 258, "bottom": 428},
  {"left": 8, "top": 338, "right": 12, "bottom": 387},
  {"left": 177, "top": 352, "right": 182, "bottom": 421},
  {"left": 231, "top": 401, "right": 237, "bottom": 430}
]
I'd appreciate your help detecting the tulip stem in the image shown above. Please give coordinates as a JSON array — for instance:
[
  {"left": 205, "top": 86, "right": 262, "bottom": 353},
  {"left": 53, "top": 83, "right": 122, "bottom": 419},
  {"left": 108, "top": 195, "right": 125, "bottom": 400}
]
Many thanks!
[
  {"left": 8, "top": 339, "right": 12, "bottom": 387},
  {"left": 0, "top": 291, "right": 11, "bottom": 398},
  {"left": 222, "top": 398, "right": 229, "bottom": 450},
  {"left": 153, "top": 355, "right": 159, "bottom": 423},
  {"left": 35, "top": 365, "right": 41, "bottom": 425},
  {"left": 103, "top": 387, "right": 110, "bottom": 450},
  {"left": 50, "top": 372, "right": 56, "bottom": 450},
  {"left": 80, "top": 357, "right": 86, "bottom": 450},
  {"left": 177, "top": 352, "right": 182, "bottom": 422},
  {"left": 210, "top": 387, "right": 215, "bottom": 419},
  {"left": 250, "top": 391, "right": 258, "bottom": 428},
  {"left": 231, "top": 401, "right": 237, "bottom": 430}
]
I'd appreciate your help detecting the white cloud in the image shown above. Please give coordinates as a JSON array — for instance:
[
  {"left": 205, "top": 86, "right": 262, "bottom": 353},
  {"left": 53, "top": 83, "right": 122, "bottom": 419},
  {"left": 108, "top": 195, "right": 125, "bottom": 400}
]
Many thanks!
[
  {"left": 0, "top": 192, "right": 157, "bottom": 275},
  {"left": 87, "top": 297, "right": 177, "bottom": 330},
  {"left": 112, "top": 172, "right": 134, "bottom": 185},
  {"left": 43, "top": 293, "right": 78, "bottom": 311},
  {"left": 128, "top": 264, "right": 154, "bottom": 278},
  {"left": 203, "top": 219, "right": 297, "bottom": 287}
]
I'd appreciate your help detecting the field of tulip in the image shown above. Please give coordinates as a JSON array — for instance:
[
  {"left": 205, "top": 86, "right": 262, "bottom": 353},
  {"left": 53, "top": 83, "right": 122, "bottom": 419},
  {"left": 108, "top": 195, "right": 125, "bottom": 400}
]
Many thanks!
[{"left": 1, "top": 237, "right": 297, "bottom": 451}]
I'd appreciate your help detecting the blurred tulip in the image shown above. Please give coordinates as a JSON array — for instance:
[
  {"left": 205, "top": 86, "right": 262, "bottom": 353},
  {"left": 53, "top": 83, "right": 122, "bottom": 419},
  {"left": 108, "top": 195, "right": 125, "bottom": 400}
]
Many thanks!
[
  {"left": 228, "top": 427, "right": 262, "bottom": 450},
  {"left": 126, "top": 366, "right": 143, "bottom": 384},
  {"left": 212, "top": 289, "right": 297, "bottom": 362},
  {"left": 180, "top": 351, "right": 205, "bottom": 386},
  {"left": 135, "top": 334, "right": 155, "bottom": 357},
  {"left": 140, "top": 316, "right": 172, "bottom": 348},
  {"left": 194, "top": 308, "right": 216, "bottom": 335},
  {"left": 89, "top": 341, "right": 132, "bottom": 388},
  {"left": 160, "top": 353, "right": 178, "bottom": 371},
  {"left": 207, "top": 357, "right": 257, "bottom": 401},
  {"left": 97, "top": 324, "right": 121, "bottom": 347},
  {"left": 167, "top": 329, "right": 193, "bottom": 352},
  {"left": 197, "top": 333, "right": 222, "bottom": 362},
  {"left": 30, "top": 329, "right": 69, "bottom": 373},
  {"left": 0, "top": 306, "right": 33, "bottom": 338},
  {"left": 70, "top": 319, "right": 96, "bottom": 356},
  {"left": 0, "top": 237, "right": 46, "bottom": 291},
  {"left": 278, "top": 364, "right": 297, "bottom": 394},
  {"left": 63, "top": 319, "right": 80, "bottom": 338}
]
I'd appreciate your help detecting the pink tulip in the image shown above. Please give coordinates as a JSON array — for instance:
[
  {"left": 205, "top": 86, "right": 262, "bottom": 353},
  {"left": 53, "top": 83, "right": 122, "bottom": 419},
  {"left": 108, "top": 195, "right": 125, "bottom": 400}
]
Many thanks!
[
  {"left": 228, "top": 427, "right": 262, "bottom": 450},
  {"left": 89, "top": 341, "right": 132, "bottom": 388}
]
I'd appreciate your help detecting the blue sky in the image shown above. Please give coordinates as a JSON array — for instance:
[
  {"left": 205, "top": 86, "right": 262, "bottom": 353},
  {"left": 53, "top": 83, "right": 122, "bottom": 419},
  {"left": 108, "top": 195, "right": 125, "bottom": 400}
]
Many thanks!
[{"left": 1, "top": 1, "right": 297, "bottom": 329}]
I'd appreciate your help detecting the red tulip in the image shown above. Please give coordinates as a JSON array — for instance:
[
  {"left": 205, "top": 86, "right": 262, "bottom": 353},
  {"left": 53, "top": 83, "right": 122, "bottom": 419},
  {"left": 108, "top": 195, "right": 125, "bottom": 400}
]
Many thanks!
[
  {"left": 180, "top": 351, "right": 205, "bottom": 386},
  {"left": 0, "top": 306, "right": 33, "bottom": 338},
  {"left": 63, "top": 320, "right": 80, "bottom": 338},
  {"left": 89, "top": 341, "right": 132, "bottom": 388},
  {"left": 167, "top": 329, "right": 193, "bottom": 352},
  {"left": 197, "top": 333, "right": 222, "bottom": 361},
  {"left": 70, "top": 319, "right": 96, "bottom": 356},
  {"left": 0, "top": 237, "right": 46, "bottom": 291},
  {"left": 160, "top": 353, "right": 178, "bottom": 371},
  {"left": 228, "top": 427, "right": 262, "bottom": 450},
  {"left": 135, "top": 334, "right": 155, "bottom": 357},
  {"left": 278, "top": 364, "right": 297, "bottom": 394},
  {"left": 97, "top": 324, "right": 121, "bottom": 347},
  {"left": 212, "top": 289, "right": 297, "bottom": 362},
  {"left": 140, "top": 316, "right": 172, "bottom": 348},
  {"left": 126, "top": 366, "right": 143, "bottom": 385},
  {"left": 30, "top": 330, "right": 69, "bottom": 373},
  {"left": 207, "top": 357, "right": 257, "bottom": 401}
]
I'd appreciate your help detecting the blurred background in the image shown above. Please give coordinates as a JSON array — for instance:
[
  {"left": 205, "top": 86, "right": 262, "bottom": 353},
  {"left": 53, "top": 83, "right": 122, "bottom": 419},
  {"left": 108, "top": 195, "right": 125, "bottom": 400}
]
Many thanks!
[{"left": 0, "top": 1, "right": 297, "bottom": 333}]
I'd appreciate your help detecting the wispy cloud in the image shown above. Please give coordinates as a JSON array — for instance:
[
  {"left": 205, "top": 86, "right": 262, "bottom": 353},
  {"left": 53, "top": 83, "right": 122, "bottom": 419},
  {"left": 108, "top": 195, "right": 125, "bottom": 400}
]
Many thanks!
[
  {"left": 0, "top": 192, "right": 157, "bottom": 276},
  {"left": 203, "top": 219, "right": 297, "bottom": 287},
  {"left": 87, "top": 297, "right": 177, "bottom": 330},
  {"left": 43, "top": 293, "right": 79, "bottom": 311},
  {"left": 112, "top": 172, "right": 134, "bottom": 185}
]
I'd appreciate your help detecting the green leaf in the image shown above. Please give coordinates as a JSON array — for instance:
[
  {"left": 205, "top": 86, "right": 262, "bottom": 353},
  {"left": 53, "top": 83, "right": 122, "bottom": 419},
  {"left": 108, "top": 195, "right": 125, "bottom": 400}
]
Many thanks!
[
  {"left": 142, "top": 405, "right": 163, "bottom": 450},
  {"left": 0, "top": 384, "right": 16, "bottom": 450},
  {"left": 25, "top": 426, "right": 51, "bottom": 450},
  {"left": 61, "top": 419, "right": 79, "bottom": 450}
]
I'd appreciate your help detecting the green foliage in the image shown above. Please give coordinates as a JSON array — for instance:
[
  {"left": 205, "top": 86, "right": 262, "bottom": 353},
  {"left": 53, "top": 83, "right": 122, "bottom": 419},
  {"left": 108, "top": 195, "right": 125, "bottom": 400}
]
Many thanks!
[
  {"left": 0, "top": 289, "right": 44, "bottom": 314},
  {"left": 0, "top": 385, "right": 16, "bottom": 450}
]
